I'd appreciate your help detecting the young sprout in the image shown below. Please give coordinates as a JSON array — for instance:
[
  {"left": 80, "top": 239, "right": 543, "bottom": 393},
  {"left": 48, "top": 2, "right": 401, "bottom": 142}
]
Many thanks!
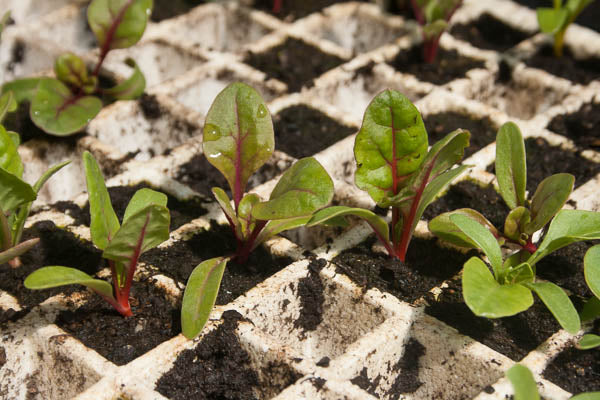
[
  {"left": 1, "top": 0, "right": 152, "bottom": 136},
  {"left": 410, "top": 0, "right": 462, "bottom": 63},
  {"left": 181, "top": 82, "right": 334, "bottom": 338},
  {"left": 306, "top": 89, "right": 470, "bottom": 261},
  {"left": 580, "top": 244, "right": 600, "bottom": 350},
  {"left": 537, "top": 0, "right": 594, "bottom": 57},
  {"left": 506, "top": 364, "right": 540, "bottom": 400},
  {"left": 24, "top": 151, "right": 170, "bottom": 317}
]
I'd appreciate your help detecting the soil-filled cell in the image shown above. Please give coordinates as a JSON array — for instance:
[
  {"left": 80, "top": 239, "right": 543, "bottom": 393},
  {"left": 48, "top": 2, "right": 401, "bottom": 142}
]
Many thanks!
[
  {"left": 450, "top": 13, "right": 532, "bottom": 52},
  {"left": 548, "top": 100, "right": 600, "bottom": 151}
]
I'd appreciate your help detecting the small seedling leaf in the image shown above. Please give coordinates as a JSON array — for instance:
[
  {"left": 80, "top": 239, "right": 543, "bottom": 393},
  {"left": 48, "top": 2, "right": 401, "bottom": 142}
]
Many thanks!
[
  {"left": 307, "top": 206, "right": 390, "bottom": 244},
  {"left": 506, "top": 364, "right": 540, "bottom": 400},
  {"left": 252, "top": 157, "right": 333, "bottom": 220},
  {"left": 537, "top": 7, "right": 569, "bottom": 34},
  {"left": 504, "top": 262, "right": 534, "bottom": 285},
  {"left": 430, "top": 208, "right": 499, "bottom": 248},
  {"left": 354, "top": 89, "right": 428, "bottom": 204},
  {"left": 570, "top": 393, "right": 600, "bottom": 400},
  {"left": 54, "top": 53, "right": 95, "bottom": 93},
  {"left": 530, "top": 210, "right": 600, "bottom": 264},
  {"left": 181, "top": 257, "right": 228, "bottom": 339},
  {"left": 463, "top": 257, "right": 533, "bottom": 318},
  {"left": 203, "top": 82, "right": 274, "bottom": 207},
  {"left": 122, "top": 188, "right": 167, "bottom": 223},
  {"left": 584, "top": 244, "right": 600, "bottom": 300},
  {"left": 212, "top": 187, "right": 240, "bottom": 232},
  {"left": 0, "top": 125, "right": 23, "bottom": 177},
  {"left": 495, "top": 122, "right": 526, "bottom": 210},
  {"left": 88, "top": 0, "right": 153, "bottom": 50},
  {"left": 526, "top": 281, "right": 580, "bottom": 334},
  {"left": 504, "top": 206, "right": 531, "bottom": 241},
  {"left": 30, "top": 79, "right": 102, "bottom": 136},
  {"left": 580, "top": 296, "right": 600, "bottom": 323},
  {"left": 25, "top": 266, "right": 115, "bottom": 300},
  {"left": 1, "top": 78, "right": 51, "bottom": 104},
  {"left": 0, "top": 167, "right": 36, "bottom": 213},
  {"left": 238, "top": 193, "right": 260, "bottom": 238},
  {"left": 32, "top": 161, "right": 71, "bottom": 194},
  {"left": 103, "top": 204, "right": 170, "bottom": 263},
  {"left": 254, "top": 216, "right": 311, "bottom": 249},
  {"left": 103, "top": 58, "right": 145, "bottom": 100},
  {"left": 578, "top": 334, "right": 600, "bottom": 350},
  {"left": 0, "top": 238, "right": 39, "bottom": 265},
  {"left": 83, "top": 151, "right": 120, "bottom": 250},
  {"left": 525, "top": 173, "right": 573, "bottom": 235},
  {"left": 0, "top": 91, "right": 17, "bottom": 122},
  {"left": 450, "top": 213, "right": 503, "bottom": 276}
]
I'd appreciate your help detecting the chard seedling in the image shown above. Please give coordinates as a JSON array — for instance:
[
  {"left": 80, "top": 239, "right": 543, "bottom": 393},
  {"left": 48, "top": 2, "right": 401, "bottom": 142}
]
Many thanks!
[
  {"left": 410, "top": 0, "right": 462, "bottom": 63},
  {"left": 306, "top": 89, "right": 470, "bottom": 261},
  {"left": 430, "top": 122, "right": 575, "bottom": 257},
  {"left": 537, "top": 0, "right": 593, "bottom": 57},
  {"left": 181, "top": 82, "right": 334, "bottom": 339},
  {"left": 1, "top": 0, "right": 152, "bottom": 136},
  {"left": 580, "top": 244, "right": 600, "bottom": 349},
  {"left": 0, "top": 90, "right": 69, "bottom": 267},
  {"left": 24, "top": 151, "right": 170, "bottom": 317}
]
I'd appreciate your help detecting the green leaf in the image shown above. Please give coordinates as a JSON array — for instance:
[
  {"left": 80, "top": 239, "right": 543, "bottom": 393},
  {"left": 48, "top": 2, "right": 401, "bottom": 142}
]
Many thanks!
[
  {"left": 565, "top": 0, "right": 594, "bottom": 17},
  {"left": 505, "top": 262, "right": 535, "bottom": 285},
  {"left": 525, "top": 173, "right": 574, "bottom": 235},
  {"left": 238, "top": 193, "right": 260, "bottom": 238},
  {"left": 254, "top": 216, "right": 311, "bottom": 249},
  {"left": 430, "top": 208, "right": 500, "bottom": 249},
  {"left": 530, "top": 210, "right": 600, "bottom": 265},
  {"left": 0, "top": 125, "right": 23, "bottom": 177},
  {"left": 495, "top": 122, "right": 526, "bottom": 210},
  {"left": 30, "top": 78, "right": 102, "bottom": 136},
  {"left": 307, "top": 206, "right": 390, "bottom": 245},
  {"left": 584, "top": 244, "right": 600, "bottom": 300},
  {"left": 0, "top": 168, "right": 35, "bottom": 213},
  {"left": 537, "top": 7, "right": 569, "bottom": 34},
  {"left": 580, "top": 296, "right": 600, "bottom": 323},
  {"left": 54, "top": 53, "right": 97, "bottom": 94},
  {"left": 88, "top": 0, "right": 153, "bottom": 50},
  {"left": 181, "top": 257, "right": 228, "bottom": 339},
  {"left": 504, "top": 207, "right": 531, "bottom": 241},
  {"left": 103, "top": 204, "right": 170, "bottom": 263},
  {"left": 202, "top": 82, "right": 274, "bottom": 207},
  {"left": 0, "top": 238, "right": 39, "bottom": 265},
  {"left": 0, "top": 90, "right": 17, "bottom": 122},
  {"left": 423, "top": 19, "right": 448, "bottom": 39},
  {"left": 450, "top": 213, "right": 503, "bottom": 276},
  {"left": 526, "top": 281, "right": 580, "bottom": 334},
  {"left": 1, "top": 78, "right": 50, "bottom": 104},
  {"left": 252, "top": 157, "right": 334, "bottom": 220},
  {"left": 83, "top": 151, "right": 120, "bottom": 250},
  {"left": 24, "top": 266, "right": 115, "bottom": 300},
  {"left": 212, "top": 187, "right": 240, "bottom": 234},
  {"left": 570, "top": 393, "right": 600, "bottom": 400},
  {"left": 506, "top": 364, "right": 540, "bottom": 400},
  {"left": 122, "top": 188, "right": 167, "bottom": 222},
  {"left": 578, "top": 334, "right": 600, "bottom": 350},
  {"left": 354, "top": 89, "right": 428, "bottom": 204},
  {"left": 462, "top": 257, "right": 533, "bottom": 318},
  {"left": 32, "top": 161, "right": 71, "bottom": 194},
  {"left": 103, "top": 58, "right": 145, "bottom": 100}
]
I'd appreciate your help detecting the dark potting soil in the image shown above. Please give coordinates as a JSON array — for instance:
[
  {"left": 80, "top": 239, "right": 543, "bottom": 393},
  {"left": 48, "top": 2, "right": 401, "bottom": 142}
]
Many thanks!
[
  {"left": 55, "top": 279, "right": 179, "bottom": 366},
  {"left": 542, "top": 320, "right": 600, "bottom": 394},
  {"left": 425, "top": 278, "right": 561, "bottom": 360},
  {"left": 294, "top": 258, "right": 327, "bottom": 334},
  {"left": 450, "top": 13, "right": 532, "bottom": 52},
  {"left": 138, "top": 93, "right": 163, "bottom": 120},
  {"left": 389, "top": 45, "right": 485, "bottom": 85},
  {"left": 351, "top": 338, "right": 425, "bottom": 399},
  {"left": 524, "top": 45, "right": 600, "bottom": 85},
  {"left": 7, "top": 39, "right": 25, "bottom": 73},
  {"left": 423, "top": 111, "right": 498, "bottom": 159},
  {"left": 548, "top": 100, "right": 600, "bottom": 150},
  {"left": 536, "top": 240, "right": 600, "bottom": 299},
  {"left": 487, "top": 137, "right": 600, "bottom": 193},
  {"left": 273, "top": 105, "right": 356, "bottom": 158},
  {"left": 150, "top": 0, "right": 205, "bottom": 22},
  {"left": 252, "top": 0, "right": 358, "bottom": 20},
  {"left": 244, "top": 38, "right": 345, "bottom": 92},
  {"left": 422, "top": 180, "right": 509, "bottom": 229},
  {"left": 332, "top": 236, "right": 473, "bottom": 303},
  {"left": 511, "top": 0, "right": 600, "bottom": 33},
  {"left": 0, "top": 221, "right": 103, "bottom": 310},
  {"left": 75, "top": 183, "right": 207, "bottom": 231},
  {"left": 156, "top": 310, "right": 270, "bottom": 400},
  {"left": 140, "top": 221, "right": 293, "bottom": 304}
]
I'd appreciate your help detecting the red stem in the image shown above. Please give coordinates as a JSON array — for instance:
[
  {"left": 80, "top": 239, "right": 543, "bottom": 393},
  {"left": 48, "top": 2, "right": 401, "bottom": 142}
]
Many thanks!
[
  {"left": 235, "top": 220, "right": 267, "bottom": 264},
  {"left": 273, "top": 0, "right": 282, "bottom": 13},
  {"left": 92, "top": 0, "right": 135, "bottom": 77}
]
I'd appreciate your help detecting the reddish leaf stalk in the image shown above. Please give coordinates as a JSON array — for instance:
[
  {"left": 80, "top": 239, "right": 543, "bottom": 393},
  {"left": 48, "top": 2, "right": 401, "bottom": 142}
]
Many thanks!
[
  {"left": 234, "top": 220, "right": 267, "bottom": 265},
  {"left": 272, "top": 0, "right": 282, "bottom": 13},
  {"left": 390, "top": 107, "right": 400, "bottom": 248}
]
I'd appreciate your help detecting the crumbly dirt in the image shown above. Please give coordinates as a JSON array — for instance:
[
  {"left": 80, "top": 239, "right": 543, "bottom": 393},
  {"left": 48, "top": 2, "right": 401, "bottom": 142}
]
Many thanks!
[
  {"left": 55, "top": 279, "right": 180, "bottom": 366},
  {"left": 450, "top": 13, "right": 531, "bottom": 52},
  {"left": 294, "top": 258, "right": 327, "bottom": 333},
  {"left": 423, "top": 180, "right": 509, "bottom": 229},
  {"left": 138, "top": 93, "right": 163, "bottom": 119},
  {"left": 389, "top": 45, "right": 485, "bottom": 85},
  {"left": 487, "top": 137, "right": 600, "bottom": 193},
  {"left": 332, "top": 236, "right": 474, "bottom": 303},
  {"left": 524, "top": 44, "right": 600, "bottom": 85},
  {"left": 273, "top": 105, "right": 356, "bottom": 158},
  {"left": 425, "top": 277, "right": 561, "bottom": 360},
  {"left": 548, "top": 100, "right": 600, "bottom": 150},
  {"left": 423, "top": 111, "right": 498, "bottom": 159},
  {"left": 150, "top": 0, "right": 205, "bottom": 22},
  {"left": 244, "top": 38, "right": 345, "bottom": 92},
  {"left": 140, "top": 221, "right": 293, "bottom": 304},
  {"left": 0, "top": 221, "right": 103, "bottom": 310}
]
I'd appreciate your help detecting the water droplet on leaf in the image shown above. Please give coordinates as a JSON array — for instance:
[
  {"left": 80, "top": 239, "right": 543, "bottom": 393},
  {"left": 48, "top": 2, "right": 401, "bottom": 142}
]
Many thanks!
[
  {"left": 204, "top": 124, "right": 221, "bottom": 141},
  {"left": 256, "top": 104, "right": 268, "bottom": 118}
]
